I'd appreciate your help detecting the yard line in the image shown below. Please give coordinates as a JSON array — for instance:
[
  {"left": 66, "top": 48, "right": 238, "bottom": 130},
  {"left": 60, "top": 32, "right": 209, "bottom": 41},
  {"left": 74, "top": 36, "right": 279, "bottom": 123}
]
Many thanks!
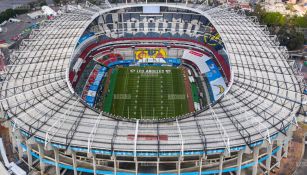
[
  {"left": 170, "top": 69, "right": 176, "bottom": 117},
  {"left": 144, "top": 68, "right": 148, "bottom": 119},
  {"left": 121, "top": 68, "right": 129, "bottom": 117}
]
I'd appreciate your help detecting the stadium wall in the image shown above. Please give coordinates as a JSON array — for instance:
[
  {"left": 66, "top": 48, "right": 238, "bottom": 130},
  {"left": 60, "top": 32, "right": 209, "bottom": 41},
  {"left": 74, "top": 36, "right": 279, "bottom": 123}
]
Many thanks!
[{"left": 7, "top": 120, "right": 296, "bottom": 175}]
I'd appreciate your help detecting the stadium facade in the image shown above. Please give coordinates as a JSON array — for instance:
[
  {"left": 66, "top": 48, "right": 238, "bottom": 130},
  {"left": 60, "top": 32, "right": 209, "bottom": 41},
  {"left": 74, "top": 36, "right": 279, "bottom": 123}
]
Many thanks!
[{"left": 0, "top": 1, "right": 306, "bottom": 175}]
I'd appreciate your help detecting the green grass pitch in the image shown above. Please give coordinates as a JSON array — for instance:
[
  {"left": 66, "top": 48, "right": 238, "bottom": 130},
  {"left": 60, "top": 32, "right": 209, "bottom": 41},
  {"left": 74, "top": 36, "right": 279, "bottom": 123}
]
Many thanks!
[{"left": 109, "top": 66, "right": 189, "bottom": 120}]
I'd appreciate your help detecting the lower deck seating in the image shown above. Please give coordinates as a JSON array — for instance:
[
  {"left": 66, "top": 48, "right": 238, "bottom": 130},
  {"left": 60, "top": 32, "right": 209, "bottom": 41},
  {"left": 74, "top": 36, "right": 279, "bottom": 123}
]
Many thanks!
[
  {"left": 81, "top": 64, "right": 102, "bottom": 100},
  {"left": 85, "top": 66, "right": 108, "bottom": 107},
  {"left": 95, "top": 53, "right": 123, "bottom": 66},
  {"left": 75, "top": 60, "right": 97, "bottom": 95}
]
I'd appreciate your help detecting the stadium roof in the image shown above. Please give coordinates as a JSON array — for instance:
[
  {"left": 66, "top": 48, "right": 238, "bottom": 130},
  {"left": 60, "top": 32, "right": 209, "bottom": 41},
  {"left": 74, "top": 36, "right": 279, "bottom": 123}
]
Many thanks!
[{"left": 0, "top": 2, "right": 304, "bottom": 155}]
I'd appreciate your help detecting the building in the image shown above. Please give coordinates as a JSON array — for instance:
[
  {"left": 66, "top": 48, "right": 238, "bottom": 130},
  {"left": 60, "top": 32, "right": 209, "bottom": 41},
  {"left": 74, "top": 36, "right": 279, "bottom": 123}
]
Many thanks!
[{"left": 0, "top": 1, "right": 305, "bottom": 175}]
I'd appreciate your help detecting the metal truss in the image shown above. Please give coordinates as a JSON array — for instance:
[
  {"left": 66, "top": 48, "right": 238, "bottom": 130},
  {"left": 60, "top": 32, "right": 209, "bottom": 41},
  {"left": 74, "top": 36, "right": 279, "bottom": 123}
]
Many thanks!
[
  {"left": 208, "top": 107, "right": 230, "bottom": 155},
  {"left": 0, "top": 3, "right": 303, "bottom": 156},
  {"left": 88, "top": 112, "right": 103, "bottom": 153},
  {"left": 44, "top": 99, "right": 79, "bottom": 149},
  {"left": 223, "top": 94, "right": 271, "bottom": 145}
]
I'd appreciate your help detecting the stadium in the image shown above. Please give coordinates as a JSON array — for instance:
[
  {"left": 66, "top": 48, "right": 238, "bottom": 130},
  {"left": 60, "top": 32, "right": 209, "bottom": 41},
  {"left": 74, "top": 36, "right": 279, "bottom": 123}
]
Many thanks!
[{"left": 0, "top": 1, "right": 305, "bottom": 175}]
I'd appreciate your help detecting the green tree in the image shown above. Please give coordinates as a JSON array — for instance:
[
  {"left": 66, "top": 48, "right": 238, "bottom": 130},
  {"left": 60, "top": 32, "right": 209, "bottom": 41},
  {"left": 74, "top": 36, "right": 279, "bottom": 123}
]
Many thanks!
[
  {"left": 0, "top": 9, "right": 17, "bottom": 23},
  {"left": 250, "top": 4, "right": 266, "bottom": 22},
  {"left": 291, "top": 15, "right": 307, "bottom": 28},
  {"left": 53, "top": 0, "right": 61, "bottom": 4},
  {"left": 262, "top": 12, "right": 286, "bottom": 27},
  {"left": 249, "top": 5, "right": 306, "bottom": 50},
  {"left": 277, "top": 26, "right": 305, "bottom": 50}
]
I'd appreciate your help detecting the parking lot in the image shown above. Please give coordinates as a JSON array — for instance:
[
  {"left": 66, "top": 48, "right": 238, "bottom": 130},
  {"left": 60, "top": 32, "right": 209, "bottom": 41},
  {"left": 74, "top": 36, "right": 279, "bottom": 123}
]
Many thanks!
[{"left": 0, "top": 13, "right": 44, "bottom": 44}]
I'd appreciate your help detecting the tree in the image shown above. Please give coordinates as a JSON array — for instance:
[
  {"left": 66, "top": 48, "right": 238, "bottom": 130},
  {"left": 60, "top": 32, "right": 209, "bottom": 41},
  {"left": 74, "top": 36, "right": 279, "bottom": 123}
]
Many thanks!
[
  {"left": 53, "top": 0, "right": 61, "bottom": 4},
  {"left": 277, "top": 26, "right": 305, "bottom": 50},
  {"left": 291, "top": 15, "right": 307, "bottom": 28},
  {"left": 0, "top": 9, "right": 17, "bottom": 23},
  {"left": 262, "top": 12, "right": 286, "bottom": 27},
  {"left": 250, "top": 4, "right": 266, "bottom": 22},
  {"left": 249, "top": 4, "right": 306, "bottom": 50}
]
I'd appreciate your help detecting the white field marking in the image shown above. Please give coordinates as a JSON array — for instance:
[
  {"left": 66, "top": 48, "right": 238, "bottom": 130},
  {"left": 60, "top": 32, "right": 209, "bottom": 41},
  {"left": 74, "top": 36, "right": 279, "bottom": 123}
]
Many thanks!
[
  {"left": 121, "top": 68, "right": 129, "bottom": 116},
  {"left": 169, "top": 71, "right": 176, "bottom": 117},
  {"left": 114, "top": 94, "right": 131, "bottom": 99},
  {"left": 168, "top": 94, "right": 186, "bottom": 100}
]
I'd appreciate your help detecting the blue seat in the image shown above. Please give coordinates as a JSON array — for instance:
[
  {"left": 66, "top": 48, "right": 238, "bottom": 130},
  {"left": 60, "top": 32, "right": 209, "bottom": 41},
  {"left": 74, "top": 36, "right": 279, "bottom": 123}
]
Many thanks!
[
  {"left": 164, "top": 13, "right": 172, "bottom": 22},
  {"left": 100, "top": 35, "right": 110, "bottom": 40},
  {"left": 173, "top": 14, "right": 181, "bottom": 21},
  {"left": 148, "top": 23, "right": 155, "bottom": 29},
  {"left": 147, "top": 32, "right": 160, "bottom": 38},
  {"left": 107, "top": 24, "right": 113, "bottom": 30},
  {"left": 172, "top": 33, "right": 181, "bottom": 38},
  {"left": 123, "top": 13, "right": 130, "bottom": 22},
  {"left": 135, "top": 32, "right": 146, "bottom": 37},
  {"left": 105, "top": 14, "right": 113, "bottom": 23},
  {"left": 199, "top": 16, "right": 209, "bottom": 26},
  {"left": 124, "top": 33, "right": 133, "bottom": 38},
  {"left": 182, "top": 14, "right": 191, "bottom": 22},
  {"left": 161, "top": 32, "right": 172, "bottom": 38},
  {"left": 131, "top": 13, "right": 140, "bottom": 21},
  {"left": 181, "top": 33, "right": 190, "bottom": 39}
]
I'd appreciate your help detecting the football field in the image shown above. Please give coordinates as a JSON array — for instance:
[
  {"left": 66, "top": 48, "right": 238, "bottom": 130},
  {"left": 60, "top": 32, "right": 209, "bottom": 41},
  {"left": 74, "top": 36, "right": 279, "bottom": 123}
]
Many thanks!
[{"left": 109, "top": 66, "right": 189, "bottom": 119}]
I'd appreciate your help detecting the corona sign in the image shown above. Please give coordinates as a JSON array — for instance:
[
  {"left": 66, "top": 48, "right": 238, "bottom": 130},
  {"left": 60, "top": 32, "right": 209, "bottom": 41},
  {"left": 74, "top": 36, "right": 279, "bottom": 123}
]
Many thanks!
[{"left": 135, "top": 48, "right": 167, "bottom": 60}]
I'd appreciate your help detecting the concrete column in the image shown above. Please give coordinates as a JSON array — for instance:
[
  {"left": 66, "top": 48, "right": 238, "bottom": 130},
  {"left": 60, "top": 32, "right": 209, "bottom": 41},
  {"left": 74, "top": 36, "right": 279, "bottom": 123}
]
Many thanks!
[
  {"left": 38, "top": 144, "right": 45, "bottom": 175},
  {"left": 113, "top": 156, "right": 117, "bottom": 175},
  {"left": 72, "top": 151, "right": 78, "bottom": 175},
  {"left": 8, "top": 122, "right": 17, "bottom": 153},
  {"left": 93, "top": 154, "right": 97, "bottom": 175},
  {"left": 236, "top": 150, "right": 244, "bottom": 175},
  {"left": 26, "top": 143, "right": 32, "bottom": 171},
  {"left": 266, "top": 144, "right": 273, "bottom": 172},
  {"left": 135, "top": 159, "right": 138, "bottom": 175},
  {"left": 177, "top": 157, "right": 181, "bottom": 175},
  {"left": 54, "top": 149, "right": 60, "bottom": 175},
  {"left": 17, "top": 141, "right": 23, "bottom": 159},
  {"left": 15, "top": 131, "right": 23, "bottom": 160},
  {"left": 276, "top": 141, "right": 282, "bottom": 168},
  {"left": 157, "top": 158, "right": 160, "bottom": 175},
  {"left": 283, "top": 140, "right": 289, "bottom": 158},
  {"left": 199, "top": 157, "right": 203, "bottom": 175},
  {"left": 218, "top": 154, "right": 224, "bottom": 175},
  {"left": 252, "top": 146, "right": 260, "bottom": 175},
  {"left": 0, "top": 105, "right": 4, "bottom": 119}
]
